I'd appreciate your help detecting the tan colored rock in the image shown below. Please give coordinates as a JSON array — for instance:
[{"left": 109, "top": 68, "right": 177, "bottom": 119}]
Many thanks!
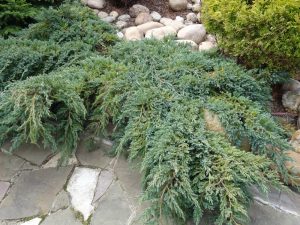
[
  {"left": 145, "top": 26, "right": 177, "bottom": 40},
  {"left": 282, "top": 89, "right": 300, "bottom": 112},
  {"left": 282, "top": 79, "right": 300, "bottom": 92},
  {"left": 291, "top": 130, "right": 300, "bottom": 153},
  {"left": 286, "top": 150, "right": 300, "bottom": 184},
  {"left": 87, "top": 0, "right": 106, "bottom": 9},
  {"left": 137, "top": 22, "right": 164, "bottom": 34},
  {"left": 135, "top": 12, "right": 153, "bottom": 25},
  {"left": 129, "top": 4, "right": 150, "bottom": 17},
  {"left": 203, "top": 109, "right": 225, "bottom": 133},
  {"left": 169, "top": 0, "right": 188, "bottom": 11},
  {"left": 199, "top": 41, "right": 216, "bottom": 51},
  {"left": 177, "top": 24, "right": 206, "bottom": 44},
  {"left": 124, "top": 26, "right": 143, "bottom": 41},
  {"left": 160, "top": 17, "right": 185, "bottom": 31}
]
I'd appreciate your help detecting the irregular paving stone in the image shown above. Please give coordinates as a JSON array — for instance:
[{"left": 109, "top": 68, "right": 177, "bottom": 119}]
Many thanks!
[
  {"left": 91, "top": 182, "right": 132, "bottom": 225},
  {"left": 20, "top": 218, "right": 42, "bottom": 225},
  {"left": 0, "top": 167, "right": 73, "bottom": 220},
  {"left": 137, "top": 22, "right": 164, "bottom": 35},
  {"left": 67, "top": 167, "right": 100, "bottom": 220},
  {"left": 42, "top": 153, "right": 77, "bottom": 169},
  {"left": 250, "top": 186, "right": 281, "bottom": 207},
  {"left": 93, "top": 170, "right": 114, "bottom": 203},
  {"left": 177, "top": 24, "right": 206, "bottom": 44},
  {"left": 13, "top": 144, "right": 52, "bottom": 166},
  {"left": 76, "top": 140, "right": 113, "bottom": 168},
  {"left": 114, "top": 156, "right": 142, "bottom": 206},
  {"left": 248, "top": 201, "right": 300, "bottom": 225},
  {"left": 279, "top": 190, "right": 300, "bottom": 216},
  {"left": 0, "top": 152, "right": 25, "bottom": 181},
  {"left": 145, "top": 26, "right": 177, "bottom": 40},
  {"left": 41, "top": 208, "right": 82, "bottom": 225},
  {"left": 0, "top": 182, "right": 10, "bottom": 202},
  {"left": 51, "top": 190, "right": 70, "bottom": 213}
]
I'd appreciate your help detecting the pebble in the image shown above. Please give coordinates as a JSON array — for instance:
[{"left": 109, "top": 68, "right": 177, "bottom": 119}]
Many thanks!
[{"left": 150, "top": 11, "right": 162, "bottom": 22}]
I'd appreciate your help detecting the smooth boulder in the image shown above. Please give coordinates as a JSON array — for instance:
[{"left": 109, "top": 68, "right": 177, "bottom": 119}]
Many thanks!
[
  {"left": 124, "top": 27, "right": 143, "bottom": 41},
  {"left": 169, "top": 0, "right": 188, "bottom": 11},
  {"left": 177, "top": 24, "right": 206, "bottom": 44},
  {"left": 145, "top": 26, "right": 177, "bottom": 40},
  {"left": 137, "top": 22, "right": 164, "bottom": 34}
]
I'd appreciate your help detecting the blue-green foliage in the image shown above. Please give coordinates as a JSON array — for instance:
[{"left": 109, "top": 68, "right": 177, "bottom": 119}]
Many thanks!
[{"left": 0, "top": 2, "right": 296, "bottom": 224}]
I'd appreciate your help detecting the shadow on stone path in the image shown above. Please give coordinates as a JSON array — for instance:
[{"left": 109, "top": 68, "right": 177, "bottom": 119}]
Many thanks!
[{"left": 0, "top": 139, "right": 300, "bottom": 225}]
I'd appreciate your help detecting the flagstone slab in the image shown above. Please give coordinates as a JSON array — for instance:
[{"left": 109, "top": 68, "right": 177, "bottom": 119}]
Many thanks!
[
  {"left": 20, "top": 218, "right": 42, "bottom": 225},
  {"left": 249, "top": 201, "right": 300, "bottom": 225},
  {"left": 93, "top": 170, "right": 114, "bottom": 203},
  {"left": 0, "top": 152, "right": 25, "bottom": 181},
  {"left": 76, "top": 140, "right": 113, "bottom": 168},
  {"left": 0, "top": 182, "right": 10, "bottom": 202},
  {"left": 91, "top": 182, "right": 132, "bottom": 225},
  {"left": 67, "top": 167, "right": 100, "bottom": 221},
  {"left": 114, "top": 156, "right": 143, "bottom": 206},
  {"left": 40, "top": 208, "right": 82, "bottom": 225},
  {"left": 51, "top": 190, "right": 70, "bottom": 213},
  {"left": 0, "top": 167, "right": 73, "bottom": 220},
  {"left": 13, "top": 144, "right": 52, "bottom": 166}
]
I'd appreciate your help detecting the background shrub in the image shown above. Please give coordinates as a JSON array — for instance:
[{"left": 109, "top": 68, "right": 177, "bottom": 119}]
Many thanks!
[
  {"left": 0, "top": 0, "right": 37, "bottom": 36},
  {"left": 202, "top": 0, "right": 300, "bottom": 74}
]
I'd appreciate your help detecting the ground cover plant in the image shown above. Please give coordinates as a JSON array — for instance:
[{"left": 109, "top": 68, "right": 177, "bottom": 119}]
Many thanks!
[
  {"left": 202, "top": 0, "right": 300, "bottom": 74},
  {"left": 0, "top": 1, "right": 298, "bottom": 224}
]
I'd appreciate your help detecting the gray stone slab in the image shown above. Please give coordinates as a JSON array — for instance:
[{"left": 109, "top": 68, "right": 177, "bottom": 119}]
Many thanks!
[
  {"left": 93, "top": 170, "right": 114, "bottom": 203},
  {"left": 91, "top": 182, "right": 132, "bottom": 225},
  {"left": 0, "top": 167, "right": 73, "bottom": 220},
  {"left": 0, "top": 152, "right": 25, "bottom": 181},
  {"left": 76, "top": 140, "right": 113, "bottom": 168},
  {"left": 51, "top": 190, "right": 70, "bottom": 213},
  {"left": 248, "top": 201, "right": 300, "bottom": 225},
  {"left": 41, "top": 208, "right": 82, "bottom": 225},
  {"left": 279, "top": 190, "right": 300, "bottom": 216},
  {"left": 0, "top": 182, "right": 10, "bottom": 202},
  {"left": 13, "top": 144, "right": 52, "bottom": 166},
  {"left": 114, "top": 156, "right": 143, "bottom": 206}
]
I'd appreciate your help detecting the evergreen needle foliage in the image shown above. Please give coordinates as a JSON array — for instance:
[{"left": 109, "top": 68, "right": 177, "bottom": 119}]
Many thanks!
[
  {"left": 0, "top": 1, "right": 296, "bottom": 223},
  {"left": 88, "top": 40, "right": 292, "bottom": 224},
  {"left": 0, "top": 72, "right": 86, "bottom": 158}
]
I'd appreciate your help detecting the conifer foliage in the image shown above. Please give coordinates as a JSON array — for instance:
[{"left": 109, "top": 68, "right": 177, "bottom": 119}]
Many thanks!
[{"left": 0, "top": 1, "right": 296, "bottom": 224}]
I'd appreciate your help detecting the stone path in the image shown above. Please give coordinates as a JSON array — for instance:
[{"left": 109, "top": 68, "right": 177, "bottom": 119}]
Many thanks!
[{"left": 1, "top": 138, "right": 300, "bottom": 225}]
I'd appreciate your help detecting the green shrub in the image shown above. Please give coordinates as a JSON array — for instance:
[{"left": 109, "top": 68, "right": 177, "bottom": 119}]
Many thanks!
[
  {"left": 0, "top": 69, "right": 86, "bottom": 158},
  {"left": 0, "top": 38, "right": 96, "bottom": 90},
  {"left": 89, "top": 40, "right": 292, "bottom": 224},
  {"left": 0, "top": 0, "right": 37, "bottom": 36},
  {"left": 202, "top": 0, "right": 300, "bottom": 74},
  {"left": 21, "top": 1, "right": 119, "bottom": 48}
]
